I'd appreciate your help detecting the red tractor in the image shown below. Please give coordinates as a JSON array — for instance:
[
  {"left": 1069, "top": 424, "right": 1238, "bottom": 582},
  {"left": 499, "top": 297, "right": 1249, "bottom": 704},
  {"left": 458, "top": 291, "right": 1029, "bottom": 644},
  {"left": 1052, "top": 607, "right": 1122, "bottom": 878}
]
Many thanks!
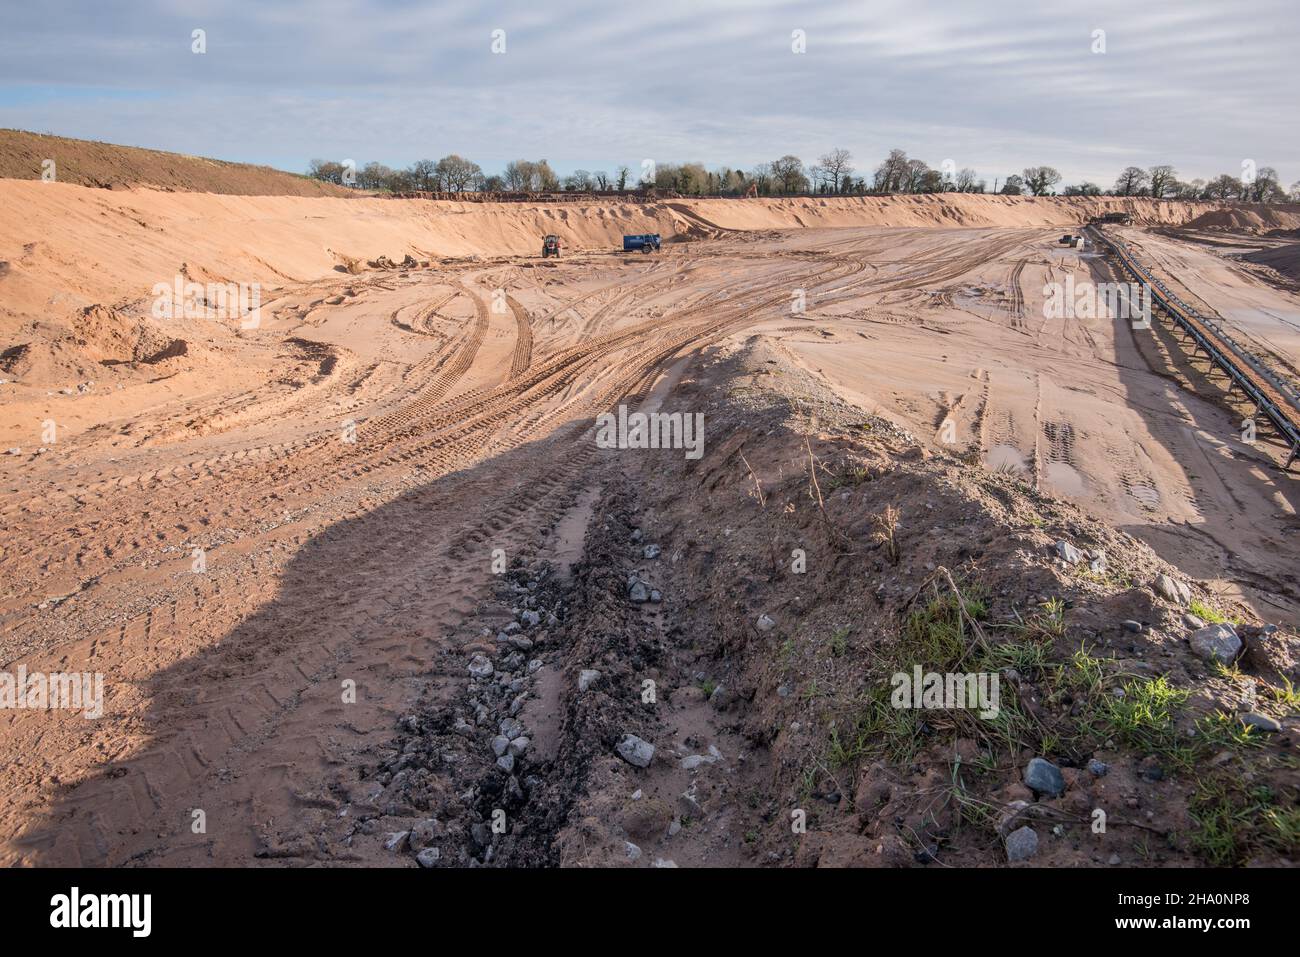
[{"left": 541, "top": 234, "right": 562, "bottom": 258}]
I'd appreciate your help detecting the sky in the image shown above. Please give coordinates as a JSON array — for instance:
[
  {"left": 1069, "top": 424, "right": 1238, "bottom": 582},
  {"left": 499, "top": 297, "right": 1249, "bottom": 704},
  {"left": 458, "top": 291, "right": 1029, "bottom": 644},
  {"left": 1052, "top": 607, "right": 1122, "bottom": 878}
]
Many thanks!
[{"left": 1, "top": 0, "right": 1297, "bottom": 189}]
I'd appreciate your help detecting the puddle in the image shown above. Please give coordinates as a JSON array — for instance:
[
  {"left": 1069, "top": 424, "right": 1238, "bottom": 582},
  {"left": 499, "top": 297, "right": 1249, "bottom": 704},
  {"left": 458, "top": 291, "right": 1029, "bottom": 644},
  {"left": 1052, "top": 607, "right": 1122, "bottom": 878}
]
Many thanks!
[
  {"left": 1129, "top": 484, "right": 1160, "bottom": 509},
  {"left": 1043, "top": 461, "right": 1086, "bottom": 497},
  {"left": 985, "top": 444, "right": 1027, "bottom": 473}
]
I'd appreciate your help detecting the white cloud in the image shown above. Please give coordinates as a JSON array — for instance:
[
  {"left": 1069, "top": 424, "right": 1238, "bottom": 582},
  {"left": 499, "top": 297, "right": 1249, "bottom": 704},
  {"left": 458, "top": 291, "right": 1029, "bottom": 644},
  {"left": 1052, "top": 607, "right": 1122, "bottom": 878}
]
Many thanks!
[{"left": 0, "top": 0, "right": 1296, "bottom": 187}]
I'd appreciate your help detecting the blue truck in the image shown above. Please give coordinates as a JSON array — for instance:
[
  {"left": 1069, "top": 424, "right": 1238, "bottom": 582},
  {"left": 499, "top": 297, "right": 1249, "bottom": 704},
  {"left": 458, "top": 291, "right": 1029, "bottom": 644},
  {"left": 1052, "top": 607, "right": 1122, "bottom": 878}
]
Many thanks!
[{"left": 622, "top": 233, "right": 661, "bottom": 253}]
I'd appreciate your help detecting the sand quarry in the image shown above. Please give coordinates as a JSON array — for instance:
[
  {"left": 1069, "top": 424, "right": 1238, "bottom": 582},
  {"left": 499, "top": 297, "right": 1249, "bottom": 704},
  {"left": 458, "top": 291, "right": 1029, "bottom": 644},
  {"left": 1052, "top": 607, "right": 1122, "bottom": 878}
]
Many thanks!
[{"left": 1, "top": 178, "right": 1299, "bottom": 868}]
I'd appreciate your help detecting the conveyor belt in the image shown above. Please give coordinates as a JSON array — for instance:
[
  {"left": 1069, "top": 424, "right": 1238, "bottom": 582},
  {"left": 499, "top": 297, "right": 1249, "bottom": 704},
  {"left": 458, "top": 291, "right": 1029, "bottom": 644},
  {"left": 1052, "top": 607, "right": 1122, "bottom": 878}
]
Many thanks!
[{"left": 1087, "top": 225, "right": 1300, "bottom": 470}]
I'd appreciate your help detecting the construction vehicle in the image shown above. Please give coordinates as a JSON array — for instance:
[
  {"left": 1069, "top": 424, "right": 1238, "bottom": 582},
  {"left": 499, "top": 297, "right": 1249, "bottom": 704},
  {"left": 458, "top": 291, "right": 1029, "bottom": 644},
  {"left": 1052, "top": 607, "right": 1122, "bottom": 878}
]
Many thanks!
[
  {"left": 541, "top": 234, "right": 562, "bottom": 258},
  {"left": 1090, "top": 211, "right": 1133, "bottom": 226},
  {"left": 623, "top": 234, "right": 661, "bottom": 254},
  {"left": 1058, "top": 234, "right": 1074, "bottom": 245}
]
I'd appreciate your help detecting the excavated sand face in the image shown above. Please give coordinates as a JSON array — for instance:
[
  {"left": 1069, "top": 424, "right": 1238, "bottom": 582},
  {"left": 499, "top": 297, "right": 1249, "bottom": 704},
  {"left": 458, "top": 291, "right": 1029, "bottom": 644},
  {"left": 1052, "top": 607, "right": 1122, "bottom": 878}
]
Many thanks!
[{"left": 0, "top": 184, "right": 1296, "bottom": 867}]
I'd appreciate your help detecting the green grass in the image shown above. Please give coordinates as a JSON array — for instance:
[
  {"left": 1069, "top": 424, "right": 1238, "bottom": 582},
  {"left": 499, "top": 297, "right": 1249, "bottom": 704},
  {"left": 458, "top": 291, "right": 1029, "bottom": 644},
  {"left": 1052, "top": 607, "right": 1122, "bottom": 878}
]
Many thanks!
[
  {"left": 803, "top": 578, "right": 1293, "bottom": 866},
  {"left": 1191, "top": 780, "right": 1300, "bottom": 865},
  {"left": 1189, "top": 599, "right": 1234, "bottom": 625},
  {"left": 1095, "top": 675, "right": 1190, "bottom": 757}
]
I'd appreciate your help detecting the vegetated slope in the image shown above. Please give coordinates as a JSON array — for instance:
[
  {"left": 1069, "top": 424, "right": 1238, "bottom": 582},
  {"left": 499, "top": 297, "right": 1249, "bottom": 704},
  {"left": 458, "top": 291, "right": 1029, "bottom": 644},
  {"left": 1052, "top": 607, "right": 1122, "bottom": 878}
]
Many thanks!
[
  {"left": 372, "top": 341, "right": 1298, "bottom": 868},
  {"left": 0, "top": 129, "right": 351, "bottom": 196}
]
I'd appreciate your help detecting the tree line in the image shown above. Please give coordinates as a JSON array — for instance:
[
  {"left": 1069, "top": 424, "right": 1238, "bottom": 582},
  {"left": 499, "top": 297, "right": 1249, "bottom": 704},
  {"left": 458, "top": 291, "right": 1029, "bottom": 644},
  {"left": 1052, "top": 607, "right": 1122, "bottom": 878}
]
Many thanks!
[{"left": 307, "top": 149, "right": 1300, "bottom": 202}]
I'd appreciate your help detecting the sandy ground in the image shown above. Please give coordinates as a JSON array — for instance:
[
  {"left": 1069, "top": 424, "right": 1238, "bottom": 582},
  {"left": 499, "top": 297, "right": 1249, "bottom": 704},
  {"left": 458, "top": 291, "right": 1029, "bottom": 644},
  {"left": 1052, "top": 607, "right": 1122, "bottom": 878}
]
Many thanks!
[{"left": 1, "top": 186, "right": 1297, "bottom": 866}]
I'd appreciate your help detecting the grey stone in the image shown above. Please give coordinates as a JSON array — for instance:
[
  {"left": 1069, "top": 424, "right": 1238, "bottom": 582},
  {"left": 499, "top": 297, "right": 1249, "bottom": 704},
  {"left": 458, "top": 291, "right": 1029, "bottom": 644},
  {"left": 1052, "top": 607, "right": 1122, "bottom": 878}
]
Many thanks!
[
  {"left": 383, "top": 831, "right": 409, "bottom": 852},
  {"left": 467, "top": 654, "right": 494, "bottom": 679},
  {"left": 1023, "top": 757, "right": 1066, "bottom": 797},
  {"left": 409, "top": 819, "right": 442, "bottom": 850},
  {"left": 491, "top": 734, "right": 510, "bottom": 757},
  {"left": 643, "top": 544, "right": 661, "bottom": 560},
  {"left": 1188, "top": 623, "right": 1242, "bottom": 665},
  {"left": 1121, "top": 620, "right": 1143, "bottom": 634},
  {"left": 1005, "top": 826, "right": 1039, "bottom": 862},
  {"left": 624, "top": 841, "right": 642, "bottom": 861},
  {"left": 628, "top": 580, "right": 650, "bottom": 603},
  {"left": 1087, "top": 759, "right": 1110, "bottom": 777},
  {"left": 579, "top": 668, "right": 601, "bottom": 692},
  {"left": 496, "top": 754, "right": 515, "bottom": 774},
  {"left": 1054, "top": 540, "right": 1083, "bottom": 565},
  {"left": 1241, "top": 712, "right": 1281, "bottom": 733},
  {"left": 415, "top": 847, "right": 441, "bottom": 868},
  {"left": 616, "top": 734, "right": 655, "bottom": 768},
  {"left": 1155, "top": 573, "right": 1191, "bottom": 606},
  {"left": 756, "top": 613, "right": 776, "bottom": 632},
  {"left": 508, "top": 736, "right": 530, "bottom": 757}
]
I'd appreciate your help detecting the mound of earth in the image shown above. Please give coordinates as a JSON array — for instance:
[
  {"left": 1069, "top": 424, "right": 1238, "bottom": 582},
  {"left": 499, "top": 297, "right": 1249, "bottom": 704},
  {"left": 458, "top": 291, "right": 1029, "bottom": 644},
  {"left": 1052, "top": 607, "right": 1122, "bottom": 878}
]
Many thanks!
[
  {"left": 1182, "top": 204, "right": 1300, "bottom": 234},
  {"left": 1243, "top": 243, "right": 1300, "bottom": 283},
  {"left": 357, "top": 342, "right": 1298, "bottom": 869},
  {"left": 0, "top": 129, "right": 352, "bottom": 196}
]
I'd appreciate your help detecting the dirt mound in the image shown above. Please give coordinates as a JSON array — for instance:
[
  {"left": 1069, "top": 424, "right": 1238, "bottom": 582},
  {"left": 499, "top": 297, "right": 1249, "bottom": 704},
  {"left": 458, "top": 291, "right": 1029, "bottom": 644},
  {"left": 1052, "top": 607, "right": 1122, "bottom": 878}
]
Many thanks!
[
  {"left": 1243, "top": 243, "right": 1300, "bottom": 282},
  {"left": 0, "top": 304, "right": 201, "bottom": 386},
  {"left": 1182, "top": 204, "right": 1300, "bottom": 234},
  {"left": 0, "top": 129, "right": 352, "bottom": 196},
  {"left": 67, "top": 303, "right": 190, "bottom": 367}
]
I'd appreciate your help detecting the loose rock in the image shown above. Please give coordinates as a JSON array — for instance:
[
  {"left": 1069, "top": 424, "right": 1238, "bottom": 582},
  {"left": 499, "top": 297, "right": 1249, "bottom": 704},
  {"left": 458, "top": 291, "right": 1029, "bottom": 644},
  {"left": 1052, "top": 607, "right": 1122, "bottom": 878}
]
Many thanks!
[
  {"left": 1188, "top": 623, "right": 1242, "bottom": 665},
  {"left": 616, "top": 734, "right": 655, "bottom": 768},
  {"left": 1023, "top": 757, "right": 1066, "bottom": 797},
  {"left": 1005, "top": 825, "right": 1039, "bottom": 862}
]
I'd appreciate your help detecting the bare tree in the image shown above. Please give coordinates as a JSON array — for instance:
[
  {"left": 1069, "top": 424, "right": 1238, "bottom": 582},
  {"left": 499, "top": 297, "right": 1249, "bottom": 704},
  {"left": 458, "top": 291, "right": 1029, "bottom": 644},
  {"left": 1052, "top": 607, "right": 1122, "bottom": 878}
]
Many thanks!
[
  {"left": 433, "top": 154, "right": 482, "bottom": 192},
  {"left": 1147, "top": 165, "right": 1177, "bottom": 199},
  {"left": 358, "top": 162, "right": 394, "bottom": 190},
  {"left": 1114, "top": 166, "right": 1149, "bottom": 196},
  {"left": 409, "top": 159, "right": 437, "bottom": 191},
  {"left": 874, "top": 149, "right": 910, "bottom": 193},
  {"left": 903, "top": 158, "right": 932, "bottom": 193},
  {"left": 1000, "top": 174, "right": 1024, "bottom": 195},
  {"left": 534, "top": 160, "right": 560, "bottom": 191},
  {"left": 770, "top": 155, "right": 807, "bottom": 194},
  {"left": 1204, "top": 174, "right": 1240, "bottom": 200},
  {"left": 307, "top": 159, "right": 347, "bottom": 185},
  {"left": 503, "top": 160, "right": 532, "bottom": 191},
  {"left": 563, "top": 170, "right": 593, "bottom": 191},
  {"left": 748, "top": 162, "right": 773, "bottom": 194},
  {"left": 1022, "top": 166, "right": 1062, "bottom": 196},
  {"left": 818, "top": 148, "right": 854, "bottom": 193},
  {"left": 1245, "top": 166, "right": 1283, "bottom": 202},
  {"left": 954, "top": 167, "right": 978, "bottom": 192}
]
